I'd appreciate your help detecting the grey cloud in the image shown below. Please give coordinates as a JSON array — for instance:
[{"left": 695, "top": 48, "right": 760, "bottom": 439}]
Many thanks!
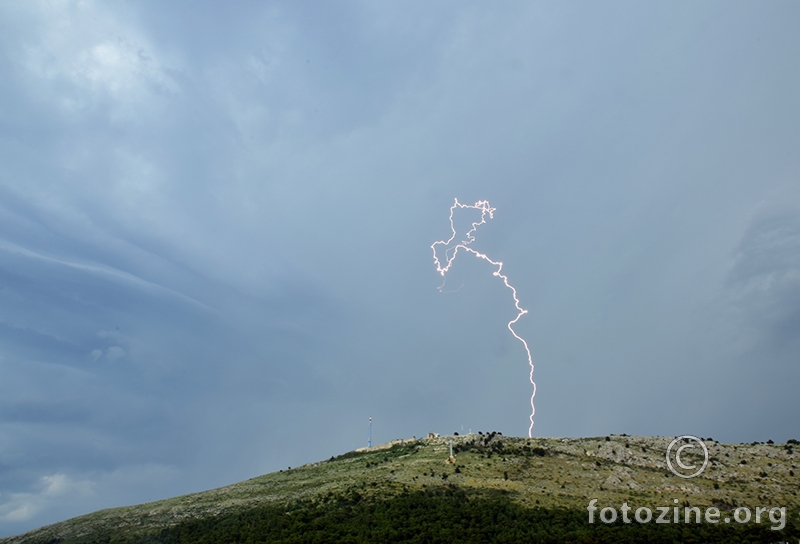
[
  {"left": 1, "top": 0, "right": 800, "bottom": 537},
  {"left": 728, "top": 211, "right": 800, "bottom": 333}
]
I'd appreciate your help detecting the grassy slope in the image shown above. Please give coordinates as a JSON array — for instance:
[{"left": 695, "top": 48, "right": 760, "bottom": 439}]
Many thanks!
[{"left": 3, "top": 434, "right": 798, "bottom": 543}]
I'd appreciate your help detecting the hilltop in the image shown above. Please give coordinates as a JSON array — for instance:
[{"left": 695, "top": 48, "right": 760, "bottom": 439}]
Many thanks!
[{"left": 3, "top": 434, "right": 798, "bottom": 543}]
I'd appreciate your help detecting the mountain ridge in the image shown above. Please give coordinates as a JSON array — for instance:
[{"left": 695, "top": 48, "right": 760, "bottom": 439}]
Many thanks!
[{"left": 3, "top": 434, "right": 798, "bottom": 543}]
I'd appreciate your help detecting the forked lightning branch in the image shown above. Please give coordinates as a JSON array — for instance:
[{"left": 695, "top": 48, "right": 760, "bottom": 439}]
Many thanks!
[{"left": 431, "top": 198, "right": 536, "bottom": 437}]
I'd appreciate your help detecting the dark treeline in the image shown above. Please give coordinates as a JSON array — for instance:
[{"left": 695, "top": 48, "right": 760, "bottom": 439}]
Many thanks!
[{"left": 71, "top": 488, "right": 796, "bottom": 544}]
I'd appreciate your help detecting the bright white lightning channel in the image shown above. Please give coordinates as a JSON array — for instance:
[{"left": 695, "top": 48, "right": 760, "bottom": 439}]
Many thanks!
[{"left": 431, "top": 198, "right": 536, "bottom": 437}]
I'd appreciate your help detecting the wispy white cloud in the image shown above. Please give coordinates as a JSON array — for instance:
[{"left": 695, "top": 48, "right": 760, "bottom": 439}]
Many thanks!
[
  {"left": 13, "top": 0, "right": 179, "bottom": 118},
  {"left": 0, "top": 473, "right": 93, "bottom": 523},
  {"left": 0, "top": 239, "right": 219, "bottom": 315}
]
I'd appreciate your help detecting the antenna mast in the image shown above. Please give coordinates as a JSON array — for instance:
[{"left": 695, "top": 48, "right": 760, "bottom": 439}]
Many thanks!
[{"left": 368, "top": 416, "right": 372, "bottom": 447}]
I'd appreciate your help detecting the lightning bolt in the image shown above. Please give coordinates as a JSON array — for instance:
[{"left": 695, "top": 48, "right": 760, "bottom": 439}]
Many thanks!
[{"left": 431, "top": 198, "right": 536, "bottom": 437}]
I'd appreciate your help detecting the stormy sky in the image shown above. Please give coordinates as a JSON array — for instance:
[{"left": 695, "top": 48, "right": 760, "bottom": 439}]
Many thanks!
[{"left": 1, "top": 0, "right": 799, "bottom": 536}]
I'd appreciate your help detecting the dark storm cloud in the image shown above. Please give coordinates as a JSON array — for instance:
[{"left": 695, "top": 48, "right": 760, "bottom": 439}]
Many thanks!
[{"left": 728, "top": 212, "right": 800, "bottom": 338}]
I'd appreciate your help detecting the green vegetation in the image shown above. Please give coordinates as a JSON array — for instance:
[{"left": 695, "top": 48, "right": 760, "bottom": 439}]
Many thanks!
[
  {"left": 19, "top": 489, "right": 800, "bottom": 544},
  {"left": 3, "top": 435, "right": 799, "bottom": 543}
]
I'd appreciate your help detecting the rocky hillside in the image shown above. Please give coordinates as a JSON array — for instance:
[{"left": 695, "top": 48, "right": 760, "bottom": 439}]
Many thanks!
[{"left": 3, "top": 434, "right": 798, "bottom": 543}]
